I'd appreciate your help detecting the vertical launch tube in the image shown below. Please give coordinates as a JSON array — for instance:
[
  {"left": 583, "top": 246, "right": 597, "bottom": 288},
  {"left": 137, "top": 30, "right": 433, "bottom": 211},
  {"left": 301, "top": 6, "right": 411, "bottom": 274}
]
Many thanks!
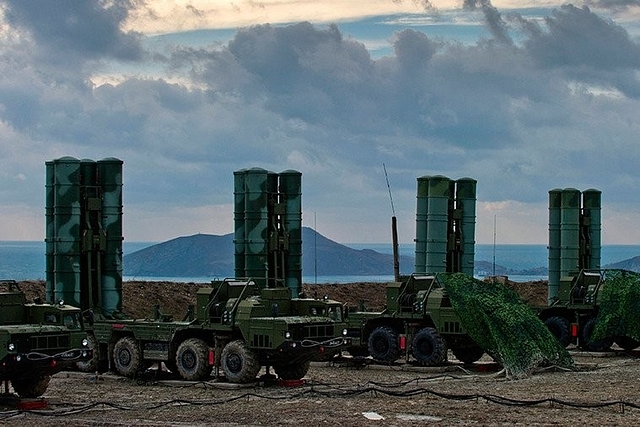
[
  {"left": 52, "top": 157, "right": 82, "bottom": 306},
  {"left": 45, "top": 161, "right": 55, "bottom": 302},
  {"left": 244, "top": 168, "right": 270, "bottom": 288},
  {"left": 583, "top": 189, "right": 602, "bottom": 270},
  {"left": 560, "top": 188, "right": 581, "bottom": 277},
  {"left": 456, "top": 178, "right": 477, "bottom": 276},
  {"left": 414, "top": 176, "right": 430, "bottom": 274},
  {"left": 280, "top": 170, "right": 302, "bottom": 297},
  {"left": 425, "top": 176, "right": 451, "bottom": 273},
  {"left": 233, "top": 170, "right": 247, "bottom": 278},
  {"left": 80, "top": 158, "right": 98, "bottom": 312},
  {"left": 548, "top": 189, "right": 562, "bottom": 303},
  {"left": 98, "top": 158, "right": 124, "bottom": 316}
]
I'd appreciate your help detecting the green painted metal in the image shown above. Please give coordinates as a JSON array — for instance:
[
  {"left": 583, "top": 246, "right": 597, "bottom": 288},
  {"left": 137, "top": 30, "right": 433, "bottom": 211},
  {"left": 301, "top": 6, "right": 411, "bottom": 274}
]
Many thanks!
[
  {"left": 456, "top": 178, "right": 477, "bottom": 276},
  {"left": 45, "top": 157, "right": 123, "bottom": 316},
  {"left": 560, "top": 188, "right": 581, "bottom": 277},
  {"left": 45, "top": 161, "right": 55, "bottom": 302},
  {"left": 583, "top": 189, "right": 602, "bottom": 270},
  {"left": 51, "top": 157, "right": 82, "bottom": 306},
  {"left": 280, "top": 170, "right": 302, "bottom": 297},
  {"left": 266, "top": 171, "right": 279, "bottom": 287},
  {"left": 243, "top": 167, "right": 270, "bottom": 287},
  {"left": 233, "top": 169, "right": 247, "bottom": 278},
  {"left": 425, "top": 176, "right": 451, "bottom": 273},
  {"left": 79, "top": 158, "right": 100, "bottom": 313},
  {"left": 414, "top": 176, "right": 430, "bottom": 274},
  {"left": 548, "top": 189, "right": 562, "bottom": 302},
  {"left": 97, "top": 158, "right": 123, "bottom": 316}
]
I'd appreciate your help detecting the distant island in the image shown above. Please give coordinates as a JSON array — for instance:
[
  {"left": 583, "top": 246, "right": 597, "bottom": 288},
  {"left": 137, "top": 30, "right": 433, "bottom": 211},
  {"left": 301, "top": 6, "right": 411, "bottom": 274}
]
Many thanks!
[
  {"left": 123, "top": 227, "right": 414, "bottom": 278},
  {"left": 123, "top": 227, "right": 640, "bottom": 278}
]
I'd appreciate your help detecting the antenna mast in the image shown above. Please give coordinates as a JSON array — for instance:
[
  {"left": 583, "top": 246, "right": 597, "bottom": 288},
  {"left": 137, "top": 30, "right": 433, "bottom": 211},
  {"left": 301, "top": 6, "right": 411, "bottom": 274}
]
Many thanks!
[{"left": 383, "top": 163, "right": 400, "bottom": 281}]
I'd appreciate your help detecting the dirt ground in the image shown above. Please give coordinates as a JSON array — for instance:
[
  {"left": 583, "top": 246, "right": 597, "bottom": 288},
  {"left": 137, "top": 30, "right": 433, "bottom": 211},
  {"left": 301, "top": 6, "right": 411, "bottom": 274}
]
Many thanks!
[
  {"left": 2, "top": 351, "right": 640, "bottom": 426},
  {"left": 7, "top": 279, "right": 638, "bottom": 425}
]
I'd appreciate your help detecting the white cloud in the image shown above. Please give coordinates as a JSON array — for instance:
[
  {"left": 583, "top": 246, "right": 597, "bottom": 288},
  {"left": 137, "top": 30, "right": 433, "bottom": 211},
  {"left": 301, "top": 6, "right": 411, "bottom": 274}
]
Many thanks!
[{"left": 1, "top": 1, "right": 640, "bottom": 248}]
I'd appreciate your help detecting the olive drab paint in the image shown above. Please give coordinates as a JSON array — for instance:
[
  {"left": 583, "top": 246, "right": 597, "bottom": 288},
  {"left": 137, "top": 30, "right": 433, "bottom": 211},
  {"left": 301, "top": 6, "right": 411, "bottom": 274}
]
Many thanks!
[
  {"left": 279, "top": 170, "right": 303, "bottom": 297},
  {"left": 547, "top": 188, "right": 601, "bottom": 303},
  {"left": 233, "top": 168, "right": 302, "bottom": 296},
  {"left": 583, "top": 189, "right": 602, "bottom": 271},
  {"left": 45, "top": 157, "right": 123, "bottom": 316},
  {"left": 46, "top": 157, "right": 82, "bottom": 305},
  {"left": 455, "top": 178, "right": 477, "bottom": 277},
  {"left": 414, "top": 175, "right": 477, "bottom": 275},
  {"left": 97, "top": 158, "right": 124, "bottom": 315}
]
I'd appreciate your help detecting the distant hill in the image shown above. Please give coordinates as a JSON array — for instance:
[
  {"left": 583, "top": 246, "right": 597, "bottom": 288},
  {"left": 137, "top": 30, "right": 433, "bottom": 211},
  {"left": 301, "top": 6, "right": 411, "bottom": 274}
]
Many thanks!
[
  {"left": 474, "top": 260, "right": 548, "bottom": 277},
  {"left": 604, "top": 256, "right": 640, "bottom": 272},
  {"left": 124, "top": 229, "right": 640, "bottom": 279},
  {"left": 123, "top": 227, "right": 413, "bottom": 278}
]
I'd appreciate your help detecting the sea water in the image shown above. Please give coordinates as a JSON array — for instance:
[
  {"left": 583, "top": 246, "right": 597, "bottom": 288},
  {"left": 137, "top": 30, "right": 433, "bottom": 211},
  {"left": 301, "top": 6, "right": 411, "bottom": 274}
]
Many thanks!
[{"left": 2, "top": 241, "right": 640, "bottom": 283}]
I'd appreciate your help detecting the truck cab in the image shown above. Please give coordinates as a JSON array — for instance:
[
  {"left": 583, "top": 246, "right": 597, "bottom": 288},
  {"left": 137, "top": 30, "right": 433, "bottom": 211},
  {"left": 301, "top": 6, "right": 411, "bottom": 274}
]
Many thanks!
[{"left": 0, "top": 281, "right": 92, "bottom": 397}]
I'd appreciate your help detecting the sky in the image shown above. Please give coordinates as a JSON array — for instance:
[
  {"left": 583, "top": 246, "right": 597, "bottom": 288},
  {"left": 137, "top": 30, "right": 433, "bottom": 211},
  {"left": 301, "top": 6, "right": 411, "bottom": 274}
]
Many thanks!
[{"left": 1, "top": 1, "right": 640, "bottom": 246}]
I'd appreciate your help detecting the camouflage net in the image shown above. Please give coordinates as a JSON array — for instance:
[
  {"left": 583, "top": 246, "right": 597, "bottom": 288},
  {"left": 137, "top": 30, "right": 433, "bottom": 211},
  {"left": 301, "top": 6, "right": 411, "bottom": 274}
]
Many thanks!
[
  {"left": 442, "top": 273, "right": 574, "bottom": 378},
  {"left": 591, "top": 270, "right": 640, "bottom": 343}
]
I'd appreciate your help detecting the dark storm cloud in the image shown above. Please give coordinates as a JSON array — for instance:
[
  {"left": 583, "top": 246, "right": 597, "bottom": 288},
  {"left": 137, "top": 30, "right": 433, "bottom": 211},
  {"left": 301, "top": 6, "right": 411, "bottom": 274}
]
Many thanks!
[
  {"left": 1, "top": 0, "right": 640, "bottom": 241},
  {"left": 588, "top": 0, "right": 640, "bottom": 9},
  {"left": 3, "top": 0, "right": 144, "bottom": 63},
  {"left": 523, "top": 5, "right": 640, "bottom": 69},
  {"left": 462, "top": 0, "right": 512, "bottom": 45}
]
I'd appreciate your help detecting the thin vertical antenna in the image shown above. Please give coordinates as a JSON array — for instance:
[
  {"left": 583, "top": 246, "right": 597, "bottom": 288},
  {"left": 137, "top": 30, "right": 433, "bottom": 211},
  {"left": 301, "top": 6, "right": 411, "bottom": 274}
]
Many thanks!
[
  {"left": 314, "top": 211, "right": 317, "bottom": 285},
  {"left": 383, "top": 163, "right": 396, "bottom": 216},
  {"left": 383, "top": 163, "right": 400, "bottom": 281},
  {"left": 493, "top": 214, "right": 497, "bottom": 279}
]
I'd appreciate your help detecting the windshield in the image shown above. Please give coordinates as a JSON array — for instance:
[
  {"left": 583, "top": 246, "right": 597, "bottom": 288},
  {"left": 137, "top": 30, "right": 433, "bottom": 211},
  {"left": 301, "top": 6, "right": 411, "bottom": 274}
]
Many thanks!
[{"left": 63, "top": 313, "right": 82, "bottom": 329}]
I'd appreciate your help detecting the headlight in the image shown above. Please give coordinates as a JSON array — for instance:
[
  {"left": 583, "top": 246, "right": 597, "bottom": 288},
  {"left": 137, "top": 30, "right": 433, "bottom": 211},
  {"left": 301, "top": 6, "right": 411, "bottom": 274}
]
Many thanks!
[
  {"left": 82, "top": 338, "right": 89, "bottom": 347},
  {"left": 8, "top": 343, "right": 15, "bottom": 351},
  {"left": 342, "top": 328, "right": 348, "bottom": 336},
  {"left": 16, "top": 355, "right": 21, "bottom": 362},
  {"left": 285, "top": 331, "right": 291, "bottom": 339}
]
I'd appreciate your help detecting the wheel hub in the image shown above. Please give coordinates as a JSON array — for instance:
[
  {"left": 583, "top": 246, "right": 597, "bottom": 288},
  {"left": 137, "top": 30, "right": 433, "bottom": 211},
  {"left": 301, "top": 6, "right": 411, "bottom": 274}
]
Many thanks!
[{"left": 226, "top": 353, "right": 242, "bottom": 373}]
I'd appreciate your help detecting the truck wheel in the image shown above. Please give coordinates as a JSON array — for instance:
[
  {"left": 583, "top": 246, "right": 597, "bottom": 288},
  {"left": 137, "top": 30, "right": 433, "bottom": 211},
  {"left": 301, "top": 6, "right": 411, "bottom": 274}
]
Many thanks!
[
  {"left": 11, "top": 375, "right": 51, "bottom": 398},
  {"left": 615, "top": 336, "right": 640, "bottom": 351},
  {"left": 274, "top": 360, "right": 310, "bottom": 380},
  {"left": 113, "top": 336, "right": 144, "bottom": 377},
  {"left": 451, "top": 345, "right": 484, "bottom": 364},
  {"left": 176, "top": 338, "right": 211, "bottom": 381},
  {"left": 580, "top": 318, "right": 613, "bottom": 352},
  {"left": 411, "top": 327, "right": 448, "bottom": 366},
  {"left": 367, "top": 326, "right": 401, "bottom": 363},
  {"left": 221, "top": 340, "right": 261, "bottom": 383},
  {"left": 76, "top": 333, "right": 101, "bottom": 372},
  {"left": 544, "top": 316, "right": 571, "bottom": 347}
]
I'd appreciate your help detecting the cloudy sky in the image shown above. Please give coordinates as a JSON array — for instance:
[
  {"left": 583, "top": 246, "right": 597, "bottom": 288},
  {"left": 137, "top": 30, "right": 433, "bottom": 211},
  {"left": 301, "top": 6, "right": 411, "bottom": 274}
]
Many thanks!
[{"left": 1, "top": 0, "right": 640, "bottom": 246}]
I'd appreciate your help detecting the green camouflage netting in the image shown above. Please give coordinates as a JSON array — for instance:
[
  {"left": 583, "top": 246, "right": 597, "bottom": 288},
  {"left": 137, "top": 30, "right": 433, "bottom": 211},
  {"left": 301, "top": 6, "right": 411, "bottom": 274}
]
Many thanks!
[
  {"left": 591, "top": 270, "right": 640, "bottom": 343},
  {"left": 442, "top": 273, "right": 574, "bottom": 378}
]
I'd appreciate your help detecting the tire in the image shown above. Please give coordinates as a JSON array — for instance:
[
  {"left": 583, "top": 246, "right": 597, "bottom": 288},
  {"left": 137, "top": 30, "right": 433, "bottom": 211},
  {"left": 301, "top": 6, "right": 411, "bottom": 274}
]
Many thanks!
[
  {"left": 615, "top": 336, "right": 640, "bottom": 351},
  {"left": 76, "top": 333, "right": 101, "bottom": 372},
  {"left": 221, "top": 340, "right": 261, "bottom": 383},
  {"left": 544, "top": 316, "right": 571, "bottom": 347},
  {"left": 175, "top": 338, "right": 211, "bottom": 381},
  {"left": 367, "top": 326, "right": 401, "bottom": 363},
  {"left": 451, "top": 345, "right": 484, "bottom": 364},
  {"left": 580, "top": 318, "right": 613, "bottom": 352},
  {"left": 113, "top": 336, "right": 145, "bottom": 377},
  {"left": 411, "top": 327, "right": 448, "bottom": 366},
  {"left": 11, "top": 375, "right": 51, "bottom": 398},
  {"left": 273, "top": 360, "right": 311, "bottom": 380}
]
